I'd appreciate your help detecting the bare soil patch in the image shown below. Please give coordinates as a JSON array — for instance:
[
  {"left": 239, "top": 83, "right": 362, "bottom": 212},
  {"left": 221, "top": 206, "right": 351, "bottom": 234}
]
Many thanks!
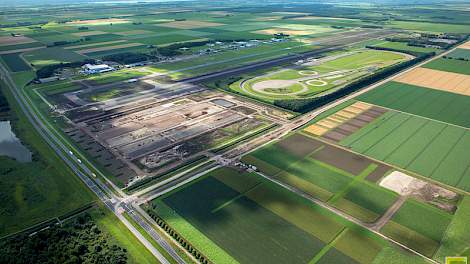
[
  {"left": 458, "top": 40, "right": 470, "bottom": 50},
  {"left": 0, "top": 35, "right": 36, "bottom": 46},
  {"left": 277, "top": 133, "right": 323, "bottom": 158},
  {"left": 252, "top": 79, "right": 298, "bottom": 89},
  {"left": 311, "top": 142, "right": 371, "bottom": 175},
  {"left": 366, "top": 164, "right": 391, "bottom": 183}
]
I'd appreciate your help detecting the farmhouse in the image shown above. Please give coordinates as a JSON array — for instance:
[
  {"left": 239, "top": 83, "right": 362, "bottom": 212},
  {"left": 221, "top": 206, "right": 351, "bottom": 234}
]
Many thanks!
[{"left": 82, "top": 63, "right": 114, "bottom": 74}]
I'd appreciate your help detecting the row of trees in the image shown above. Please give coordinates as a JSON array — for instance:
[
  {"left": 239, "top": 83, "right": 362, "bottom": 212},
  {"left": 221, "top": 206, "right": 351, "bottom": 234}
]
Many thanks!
[
  {"left": 0, "top": 213, "right": 128, "bottom": 264},
  {"left": 273, "top": 52, "right": 434, "bottom": 113},
  {"left": 147, "top": 209, "right": 211, "bottom": 264},
  {"left": 35, "top": 59, "right": 96, "bottom": 79}
]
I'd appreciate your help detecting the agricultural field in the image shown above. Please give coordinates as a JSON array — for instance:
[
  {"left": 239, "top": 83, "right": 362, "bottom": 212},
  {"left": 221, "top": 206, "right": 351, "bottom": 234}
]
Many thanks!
[
  {"left": 447, "top": 48, "right": 470, "bottom": 60},
  {"left": 229, "top": 49, "right": 409, "bottom": 103},
  {"left": 387, "top": 20, "right": 470, "bottom": 34},
  {"left": 423, "top": 57, "right": 470, "bottom": 75},
  {"left": 0, "top": 53, "right": 31, "bottom": 72},
  {"left": 357, "top": 82, "right": 470, "bottom": 128},
  {"left": 339, "top": 110, "right": 470, "bottom": 192},
  {"left": 367, "top": 40, "right": 441, "bottom": 54},
  {"left": 148, "top": 167, "right": 424, "bottom": 264},
  {"left": 242, "top": 133, "right": 399, "bottom": 222}
]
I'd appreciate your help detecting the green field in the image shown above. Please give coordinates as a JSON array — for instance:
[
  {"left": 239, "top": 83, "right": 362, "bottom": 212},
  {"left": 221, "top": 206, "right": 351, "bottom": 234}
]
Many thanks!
[
  {"left": 388, "top": 21, "right": 470, "bottom": 33},
  {"left": 0, "top": 80, "right": 95, "bottom": 237},
  {"left": 423, "top": 58, "right": 470, "bottom": 75},
  {"left": 370, "top": 41, "right": 440, "bottom": 54},
  {"left": 356, "top": 82, "right": 470, "bottom": 128},
  {"left": 447, "top": 48, "right": 470, "bottom": 60},
  {"left": 230, "top": 49, "right": 408, "bottom": 103},
  {"left": 0, "top": 53, "right": 31, "bottom": 72},
  {"left": 23, "top": 47, "right": 87, "bottom": 68},
  {"left": 242, "top": 133, "right": 399, "bottom": 223},
  {"left": 435, "top": 196, "right": 470, "bottom": 262},
  {"left": 340, "top": 110, "right": 470, "bottom": 192},
  {"left": 150, "top": 167, "right": 423, "bottom": 264},
  {"left": 381, "top": 199, "right": 453, "bottom": 257}
]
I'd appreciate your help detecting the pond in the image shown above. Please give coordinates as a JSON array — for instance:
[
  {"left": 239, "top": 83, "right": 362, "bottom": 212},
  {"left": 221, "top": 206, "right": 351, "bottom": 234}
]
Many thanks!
[{"left": 0, "top": 121, "right": 32, "bottom": 162}]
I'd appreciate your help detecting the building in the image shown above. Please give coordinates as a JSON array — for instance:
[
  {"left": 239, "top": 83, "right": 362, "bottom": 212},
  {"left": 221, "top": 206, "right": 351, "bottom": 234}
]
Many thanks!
[{"left": 82, "top": 64, "right": 114, "bottom": 74}]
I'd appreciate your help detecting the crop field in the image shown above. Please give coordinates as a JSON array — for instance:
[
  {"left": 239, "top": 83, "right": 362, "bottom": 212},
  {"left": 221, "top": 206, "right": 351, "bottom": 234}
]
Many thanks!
[
  {"left": 242, "top": 133, "right": 398, "bottom": 222},
  {"left": 423, "top": 58, "right": 470, "bottom": 75},
  {"left": 393, "top": 67, "right": 470, "bottom": 96},
  {"left": 149, "top": 167, "right": 422, "bottom": 264},
  {"left": 23, "top": 47, "right": 87, "bottom": 68},
  {"left": 340, "top": 110, "right": 470, "bottom": 192},
  {"left": 368, "top": 41, "right": 440, "bottom": 54},
  {"left": 381, "top": 199, "right": 453, "bottom": 257},
  {"left": 356, "top": 82, "right": 470, "bottom": 128},
  {"left": 0, "top": 53, "right": 31, "bottom": 72},
  {"left": 435, "top": 196, "right": 470, "bottom": 262},
  {"left": 387, "top": 21, "right": 470, "bottom": 33},
  {"left": 230, "top": 49, "right": 408, "bottom": 102},
  {"left": 447, "top": 48, "right": 470, "bottom": 60}
]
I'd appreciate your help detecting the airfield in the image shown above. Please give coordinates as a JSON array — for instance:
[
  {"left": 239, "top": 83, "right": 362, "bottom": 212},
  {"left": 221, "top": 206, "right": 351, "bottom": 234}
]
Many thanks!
[{"left": 1, "top": 3, "right": 470, "bottom": 264}]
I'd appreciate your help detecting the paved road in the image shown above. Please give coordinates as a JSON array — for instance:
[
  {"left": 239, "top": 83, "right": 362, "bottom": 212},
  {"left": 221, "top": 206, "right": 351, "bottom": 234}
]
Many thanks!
[{"left": 0, "top": 65, "right": 184, "bottom": 264}]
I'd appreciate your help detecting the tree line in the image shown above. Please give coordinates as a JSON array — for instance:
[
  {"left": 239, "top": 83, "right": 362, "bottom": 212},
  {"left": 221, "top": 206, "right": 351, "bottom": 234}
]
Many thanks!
[{"left": 273, "top": 52, "right": 434, "bottom": 113}]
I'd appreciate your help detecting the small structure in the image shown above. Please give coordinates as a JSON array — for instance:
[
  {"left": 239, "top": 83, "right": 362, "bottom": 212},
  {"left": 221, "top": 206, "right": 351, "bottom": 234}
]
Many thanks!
[{"left": 82, "top": 64, "right": 114, "bottom": 74}]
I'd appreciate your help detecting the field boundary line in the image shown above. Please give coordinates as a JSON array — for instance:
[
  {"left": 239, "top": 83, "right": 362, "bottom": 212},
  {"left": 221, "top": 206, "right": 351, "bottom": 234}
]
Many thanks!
[
  {"left": 211, "top": 183, "right": 262, "bottom": 214},
  {"left": 327, "top": 163, "right": 378, "bottom": 204},
  {"left": 308, "top": 227, "right": 348, "bottom": 264},
  {"left": 358, "top": 101, "right": 470, "bottom": 131},
  {"left": 402, "top": 125, "right": 450, "bottom": 170},
  {"left": 456, "top": 163, "right": 470, "bottom": 189},
  {"left": 381, "top": 118, "right": 430, "bottom": 162},
  {"left": 300, "top": 132, "right": 470, "bottom": 196},
  {"left": 339, "top": 111, "right": 396, "bottom": 148},
  {"left": 361, "top": 114, "right": 412, "bottom": 154},
  {"left": 254, "top": 170, "right": 439, "bottom": 264},
  {"left": 428, "top": 130, "right": 467, "bottom": 181}
]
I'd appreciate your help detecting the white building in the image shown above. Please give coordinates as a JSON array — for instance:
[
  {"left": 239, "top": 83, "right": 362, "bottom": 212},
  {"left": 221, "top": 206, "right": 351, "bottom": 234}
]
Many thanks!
[{"left": 82, "top": 64, "right": 114, "bottom": 74}]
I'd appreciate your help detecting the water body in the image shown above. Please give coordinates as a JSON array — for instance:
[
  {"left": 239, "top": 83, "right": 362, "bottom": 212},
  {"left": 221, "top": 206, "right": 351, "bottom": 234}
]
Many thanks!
[{"left": 0, "top": 121, "right": 32, "bottom": 162}]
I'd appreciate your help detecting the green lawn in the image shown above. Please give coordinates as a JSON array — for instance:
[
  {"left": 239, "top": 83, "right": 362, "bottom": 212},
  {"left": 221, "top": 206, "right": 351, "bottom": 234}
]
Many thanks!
[{"left": 423, "top": 58, "right": 470, "bottom": 75}]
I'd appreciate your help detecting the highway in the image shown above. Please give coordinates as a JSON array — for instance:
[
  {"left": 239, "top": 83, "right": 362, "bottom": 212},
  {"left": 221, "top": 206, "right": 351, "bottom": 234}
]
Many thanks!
[
  {"left": 0, "top": 29, "right": 460, "bottom": 264},
  {"left": 0, "top": 64, "right": 184, "bottom": 264}
]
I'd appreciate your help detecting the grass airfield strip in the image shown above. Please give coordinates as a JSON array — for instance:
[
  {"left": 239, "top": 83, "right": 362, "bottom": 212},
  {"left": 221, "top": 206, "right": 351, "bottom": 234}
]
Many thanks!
[{"left": 150, "top": 167, "right": 424, "bottom": 264}]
